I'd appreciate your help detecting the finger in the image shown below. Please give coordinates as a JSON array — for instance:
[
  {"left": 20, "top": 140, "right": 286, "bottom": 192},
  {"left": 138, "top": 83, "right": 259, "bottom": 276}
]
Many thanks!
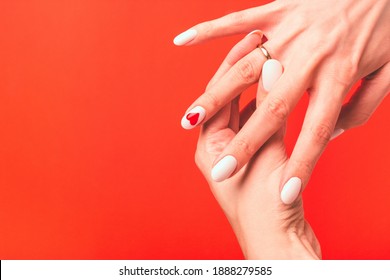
[
  {"left": 201, "top": 104, "right": 232, "bottom": 137},
  {"left": 332, "top": 62, "right": 390, "bottom": 140},
  {"left": 255, "top": 55, "right": 280, "bottom": 107},
  {"left": 209, "top": 63, "right": 312, "bottom": 182},
  {"left": 198, "top": 31, "right": 262, "bottom": 134},
  {"left": 280, "top": 82, "right": 347, "bottom": 205},
  {"left": 253, "top": 58, "right": 288, "bottom": 165},
  {"left": 173, "top": 2, "right": 279, "bottom": 46},
  {"left": 240, "top": 99, "right": 286, "bottom": 149},
  {"left": 181, "top": 47, "right": 266, "bottom": 130},
  {"left": 181, "top": 32, "right": 264, "bottom": 131},
  {"left": 196, "top": 104, "right": 233, "bottom": 177},
  {"left": 206, "top": 30, "right": 263, "bottom": 90},
  {"left": 199, "top": 31, "right": 262, "bottom": 134}
]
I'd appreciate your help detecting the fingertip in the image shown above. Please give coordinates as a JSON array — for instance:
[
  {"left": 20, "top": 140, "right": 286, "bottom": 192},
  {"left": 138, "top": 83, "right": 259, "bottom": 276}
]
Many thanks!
[
  {"left": 173, "top": 29, "right": 198, "bottom": 46},
  {"left": 211, "top": 155, "right": 237, "bottom": 182},
  {"left": 181, "top": 106, "right": 206, "bottom": 129},
  {"left": 262, "top": 59, "right": 283, "bottom": 92},
  {"left": 245, "top": 29, "right": 263, "bottom": 38},
  {"left": 280, "top": 177, "right": 302, "bottom": 205}
]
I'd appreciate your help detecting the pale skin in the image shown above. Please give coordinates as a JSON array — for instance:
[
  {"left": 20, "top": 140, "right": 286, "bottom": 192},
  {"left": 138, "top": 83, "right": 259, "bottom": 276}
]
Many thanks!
[
  {"left": 178, "top": 0, "right": 390, "bottom": 203},
  {"left": 195, "top": 33, "right": 321, "bottom": 259}
]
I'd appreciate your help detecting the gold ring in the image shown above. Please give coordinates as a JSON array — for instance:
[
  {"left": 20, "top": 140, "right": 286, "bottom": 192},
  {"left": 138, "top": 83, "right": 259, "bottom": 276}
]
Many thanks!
[{"left": 258, "top": 45, "right": 272, "bottom": 60}]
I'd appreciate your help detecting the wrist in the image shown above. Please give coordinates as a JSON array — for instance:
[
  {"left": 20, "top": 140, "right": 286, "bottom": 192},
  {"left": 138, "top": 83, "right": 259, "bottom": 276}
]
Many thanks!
[
  {"left": 241, "top": 231, "right": 321, "bottom": 260},
  {"left": 232, "top": 218, "right": 321, "bottom": 260}
]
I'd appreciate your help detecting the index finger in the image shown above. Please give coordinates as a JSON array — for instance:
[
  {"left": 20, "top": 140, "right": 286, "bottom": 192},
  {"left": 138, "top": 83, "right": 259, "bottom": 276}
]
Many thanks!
[{"left": 173, "top": 2, "right": 280, "bottom": 46}]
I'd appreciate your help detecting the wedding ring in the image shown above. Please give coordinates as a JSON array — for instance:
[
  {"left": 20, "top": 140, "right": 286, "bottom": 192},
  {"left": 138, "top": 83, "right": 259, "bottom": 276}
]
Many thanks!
[{"left": 258, "top": 45, "right": 272, "bottom": 60}]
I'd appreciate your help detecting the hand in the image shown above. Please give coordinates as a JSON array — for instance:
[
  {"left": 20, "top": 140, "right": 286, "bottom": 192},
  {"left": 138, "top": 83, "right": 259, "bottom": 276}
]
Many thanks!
[
  {"left": 177, "top": 0, "right": 390, "bottom": 204},
  {"left": 194, "top": 34, "right": 321, "bottom": 259}
]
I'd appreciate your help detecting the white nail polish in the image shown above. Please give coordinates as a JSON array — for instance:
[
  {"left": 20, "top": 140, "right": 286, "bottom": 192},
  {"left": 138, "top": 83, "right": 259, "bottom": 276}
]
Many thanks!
[
  {"left": 245, "top": 30, "right": 262, "bottom": 38},
  {"left": 262, "top": 59, "right": 283, "bottom": 92},
  {"left": 173, "top": 29, "right": 197, "bottom": 46},
  {"left": 181, "top": 106, "right": 206, "bottom": 130},
  {"left": 211, "top": 155, "right": 237, "bottom": 182},
  {"left": 281, "top": 177, "right": 301, "bottom": 205},
  {"left": 330, "top": 128, "right": 344, "bottom": 140}
]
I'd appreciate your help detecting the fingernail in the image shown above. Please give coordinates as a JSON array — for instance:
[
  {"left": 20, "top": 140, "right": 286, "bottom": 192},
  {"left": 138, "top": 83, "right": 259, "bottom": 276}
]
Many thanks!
[
  {"left": 330, "top": 128, "right": 344, "bottom": 140},
  {"left": 245, "top": 30, "right": 262, "bottom": 38},
  {"left": 211, "top": 155, "right": 237, "bottom": 182},
  {"left": 173, "top": 29, "right": 197, "bottom": 46},
  {"left": 281, "top": 177, "right": 302, "bottom": 204},
  {"left": 181, "top": 106, "right": 206, "bottom": 129},
  {"left": 262, "top": 59, "right": 283, "bottom": 92}
]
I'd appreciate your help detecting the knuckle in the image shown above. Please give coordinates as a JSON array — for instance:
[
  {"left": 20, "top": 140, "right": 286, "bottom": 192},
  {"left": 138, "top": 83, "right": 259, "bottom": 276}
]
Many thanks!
[
  {"left": 203, "top": 91, "right": 221, "bottom": 108},
  {"left": 349, "top": 110, "right": 371, "bottom": 127},
  {"left": 311, "top": 36, "right": 334, "bottom": 59},
  {"left": 291, "top": 12, "right": 310, "bottom": 32},
  {"left": 202, "top": 21, "right": 214, "bottom": 36},
  {"left": 194, "top": 149, "right": 209, "bottom": 177},
  {"left": 194, "top": 150, "right": 203, "bottom": 170},
  {"left": 228, "top": 11, "right": 247, "bottom": 26},
  {"left": 232, "top": 137, "right": 255, "bottom": 158},
  {"left": 234, "top": 58, "right": 258, "bottom": 83},
  {"left": 265, "top": 96, "right": 289, "bottom": 122},
  {"left": 292, "top": 159, "right": 314, "bottom": 180},
  {"left": 256, "top": 98, "right": 262, "bottom": 108},
  {"left": 334, "top": 56, "right": 360, "bottom": 84},
  {"left": 310, "top": 122, "right": 333, "bottom": 145}
]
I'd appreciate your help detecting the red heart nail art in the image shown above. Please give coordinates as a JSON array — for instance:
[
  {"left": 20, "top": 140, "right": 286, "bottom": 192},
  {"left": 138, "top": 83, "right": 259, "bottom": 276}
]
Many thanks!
[{"left": 186, "top": 113, "right": 199, "bottom": 125}]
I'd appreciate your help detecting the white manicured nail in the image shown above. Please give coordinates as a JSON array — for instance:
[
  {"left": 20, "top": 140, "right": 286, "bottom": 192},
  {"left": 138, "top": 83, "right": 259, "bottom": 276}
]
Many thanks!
[
  {"left": 211, "top": 155, "right": 237, "bottom": 182},
  {"left": 262, "top": 59, "right": 283, "bottom": 92},
  {"left": 181, "top": 106, "right": 206, "bottom": 129},
  {"left": 173, "top": 29, "right": 197, "bottom": 46},
  {"left": 330, "top": 128, "right": 344, "bottom": 140},
  {"left": 245, "top": 30, "right": 262, "bottom": 38},
  {"left": 281, "top": 177, "right": 301, "bottom": 204}
]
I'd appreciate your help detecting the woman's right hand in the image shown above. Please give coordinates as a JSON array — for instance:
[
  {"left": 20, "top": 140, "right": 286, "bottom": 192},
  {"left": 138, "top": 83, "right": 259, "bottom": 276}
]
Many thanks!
[{"left": 178, "top": 0, "right": 390, "bottom": 205}]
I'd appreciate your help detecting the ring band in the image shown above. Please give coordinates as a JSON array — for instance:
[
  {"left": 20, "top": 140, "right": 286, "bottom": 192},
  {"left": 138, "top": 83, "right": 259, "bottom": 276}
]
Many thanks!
[{"left": 258, "top": 45, "right": 272, "bottom": 60}]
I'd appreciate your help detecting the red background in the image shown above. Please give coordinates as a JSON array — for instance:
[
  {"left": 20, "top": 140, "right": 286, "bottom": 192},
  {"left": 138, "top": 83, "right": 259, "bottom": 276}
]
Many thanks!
[{"left": 0, "top": 0, "right": 389, "bottom": 260}]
